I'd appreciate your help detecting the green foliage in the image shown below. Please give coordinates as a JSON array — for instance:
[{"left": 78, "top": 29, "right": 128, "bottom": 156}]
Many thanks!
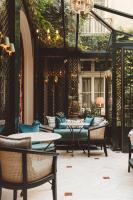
[
  {"left": 116, "top": 29, "right": 133, "bottom": 42},
  {"left": 26, "top": 0, "right": 89, "bottom": 48},
  {"left": 83, "top": 103, "right": 100, "bottom": 118},
  {"left": 79, "top": 34, "right": 110, "bottom": 51},
  {"left": 26, "top": 0, "right": 78, "bottom": 47}
]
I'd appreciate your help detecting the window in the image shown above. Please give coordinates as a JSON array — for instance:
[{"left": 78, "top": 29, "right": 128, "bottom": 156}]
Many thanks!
[
  {"left": 79, "top": 75, "right": 105, "bottom": 114},
  {"left": 94, "top": 77, "right": 104, "bottom": 108},
  {"left": 82, "top": 78, "right": 91, "bottom": 108},
  {"left": 81, "top": 61, "right": 91, "bottom": 71}
]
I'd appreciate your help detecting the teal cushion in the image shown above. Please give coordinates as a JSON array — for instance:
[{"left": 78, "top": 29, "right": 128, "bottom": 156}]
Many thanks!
[
  {"left": 32, "top": 143, "right": 55, "bottom": 150},
  {"left": 56, "top": 116, "right": 67, "bottom": 129},
  {"left": 54, "top": 128, "right": 88, "bottom": 140},
  {"left": 84, "top": 117, "right": 94, "bottom": 129},
  {"left": 19, "top": 123, "right": 40, "bottom": 133},
  {"left": 32, "top": 120, "right": 42, "bottom": 126},
  {"left": 0, "top": 125, "right": 5, "bottom": 133}
]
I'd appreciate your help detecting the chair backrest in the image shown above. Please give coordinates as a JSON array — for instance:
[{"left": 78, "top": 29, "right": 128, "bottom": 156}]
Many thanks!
[
  {"left": 0, "top": 147, "right": 56, "bottom": 183},
  {"left": 0, "top": 149, "right": 54, "bottom": 183},
  {"left": 90, "top": 126, "right": 106, "bottom": 140}
]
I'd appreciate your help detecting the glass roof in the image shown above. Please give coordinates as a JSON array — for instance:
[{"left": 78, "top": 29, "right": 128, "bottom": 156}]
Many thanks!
[{"left": 26, "top": 0, "right": 133, "bottom": 50}]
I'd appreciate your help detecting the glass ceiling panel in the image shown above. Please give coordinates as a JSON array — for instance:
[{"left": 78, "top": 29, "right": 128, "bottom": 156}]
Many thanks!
[
  {"left": 102, "top": 10, "right": 133, "bottom": 33},
  {"left": 26, "top": 0, "right": 133, "bottom": 50},
  {"left": 79, "top": 15, "right": 110, "bottom": 51}
]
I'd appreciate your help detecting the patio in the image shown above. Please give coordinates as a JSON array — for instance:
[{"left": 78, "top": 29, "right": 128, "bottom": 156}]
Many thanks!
[
  {"left": 0, "top": 0, "right": 133, "bottom": 199},
  {"left": 1, "top": 149, "right": 133, "bottom": 200}
]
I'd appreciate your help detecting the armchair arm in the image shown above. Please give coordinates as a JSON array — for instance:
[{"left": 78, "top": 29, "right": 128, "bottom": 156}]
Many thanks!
[{"left": 88, "top": 123, "right": 109, "bottom": 131}]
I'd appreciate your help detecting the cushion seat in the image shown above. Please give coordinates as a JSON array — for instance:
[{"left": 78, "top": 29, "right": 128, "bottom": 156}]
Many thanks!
[
  {"left": 32, "top": 142, "right": 55, "bottom": 151},
  {"left": 54, "top": 128, "right": 88, "bottom": 140}
]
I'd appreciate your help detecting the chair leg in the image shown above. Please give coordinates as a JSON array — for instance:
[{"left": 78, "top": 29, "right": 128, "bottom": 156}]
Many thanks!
[
  {"left": 13, "top": 190, "right": 17, "bottom": 200},
  {"left": 88, "top": 131, "right": 90, "bottom": 157},
  {"left": 23, "top": 189, "right": 27, "bottom": 200},
  {"left": 128, "top": 163, "right": 130, "bottom": 172},
  {"left": 88, "top": 148, "right": 90, "bottom": 157},
  {"left": 103, "top": 143, "right": 108, "bottom": 157},
  {"left": 88, "top": 140, "right": 90, "bottom": 157},
  {"left": 0, "top": 188, "right": 2, "bottom": 200},
  {"left": 52, "top": 177, "right": 57, "bottom": 200}
]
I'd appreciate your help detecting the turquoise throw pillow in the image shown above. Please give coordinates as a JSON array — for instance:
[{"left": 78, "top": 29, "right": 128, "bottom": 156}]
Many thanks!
[
  {"left": 19, "top": 123, "right": 40, "bottom": 133},
  {"left": 84, "top": 117, "right": 94, "bottom": 129},
  {"left": 56, "top": 116, "right": 67, "bottom": 129},
  {"left": 32, "top": 120, "right": 42, "bottom": 126}
]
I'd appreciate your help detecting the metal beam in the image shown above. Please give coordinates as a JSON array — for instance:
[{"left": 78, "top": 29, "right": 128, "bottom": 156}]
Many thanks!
[
  {"left": 90, "top": 10, "right": 114, "bottom": 31},
  {"left": 76, "top": 14, "right": 79, "bottom": 49},
  {"left": 94, "top": 4, "right": 133, "bottom": 20},
  {"left": 116, "top": 30, "right": 133, "bottom": 37},
  {"left": 114, "top": 42, "right": 133, "bottom": 48},
  {"left": 61, "top": 0, "right": 66, "bottom": 48}
]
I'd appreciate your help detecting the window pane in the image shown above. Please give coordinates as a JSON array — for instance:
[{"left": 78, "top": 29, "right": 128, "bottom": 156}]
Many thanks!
[
  {"left": 82, "top": 78, "right": 91, "bottom": 108},
  {"left": 82, "top": 94, "right": 91, "bottom": 108},
  {"left": 82, "top": 78, "right": 91, "bottom": 92},
  {"left": 81, "top": 61, "right": 91, "bottom": 71},
  {"left": 94, "top": 78, "right": 104, "bottom": 93}
]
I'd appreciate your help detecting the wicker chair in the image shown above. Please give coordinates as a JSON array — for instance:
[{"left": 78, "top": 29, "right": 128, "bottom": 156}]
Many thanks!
[
  {"left": 87, "top": 124, "right": 108, "bottom": 157},
  {"left": 128, "top": 137, "right": 133, "bottom": 172},
  {"left": 0, "top": 146, "right": 58, "bottom": 200}
]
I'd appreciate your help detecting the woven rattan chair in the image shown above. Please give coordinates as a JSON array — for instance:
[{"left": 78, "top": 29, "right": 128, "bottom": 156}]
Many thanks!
[
  {"left": 0, "top": 146, "right": 58, "bottom": 200},
  {"left": 87, "top": 124, "right": 108, "bottom": 157},
  {"left": 128, "top": 137, "right": 133, "bottom": 172}
]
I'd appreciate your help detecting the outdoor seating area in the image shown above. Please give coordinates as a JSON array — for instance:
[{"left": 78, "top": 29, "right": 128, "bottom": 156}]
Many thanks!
[
  {"left": 0, "top": 0, "right": 133, "bottom": 199},
  {"left": 1, "top": 149, "right": 133, "bottom": 200}
]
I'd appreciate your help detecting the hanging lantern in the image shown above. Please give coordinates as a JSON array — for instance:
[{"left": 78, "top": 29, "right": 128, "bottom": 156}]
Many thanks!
[{"left": 70, "top": 0, "right": 94, "bottom": 14}]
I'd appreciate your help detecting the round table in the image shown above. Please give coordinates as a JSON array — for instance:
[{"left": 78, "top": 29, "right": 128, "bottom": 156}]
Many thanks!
[
  {"left": 8, "top": 132, "right": 61, "bottom": 142},
  {"left": 8, "top": 132, "right": 61, "bottom": 151}
]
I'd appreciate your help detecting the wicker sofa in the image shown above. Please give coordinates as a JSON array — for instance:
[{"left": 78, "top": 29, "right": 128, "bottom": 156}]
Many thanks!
[{"left": 42, "top": 116, "right": 108, "bottom": 153}]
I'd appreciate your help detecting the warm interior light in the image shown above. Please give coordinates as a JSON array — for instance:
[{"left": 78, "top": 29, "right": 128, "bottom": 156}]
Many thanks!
[
  {"left": 54, "top": 76, "right": 58, "bottom": 83},
  {"left": 70, "top": 0, "right": 94, "bottom": 14},
  {"left": 96, "top": 97, "right": 104, "bottom": 107},
  {"left": 56, "top": 30, "right": 59, "bottom": 34},
  {"left": 0, "top": 33, "right": 15, "bottom": 58},
  {"left": 47, "top": 29, "right": 50, "bottom": 34},
  {"left": 7, "top": 43, "right": 15, "bottom": 55},
  {"left": 48, "top": 35, "right": 51, "bottom": 40},
  {"left": 36, "top": 29, "right": 39, "bottom": 33},
  {"left": 44, "top": 76, "right": 48, "bottom": 84},
  {"left": 0, "top": 36, "right": 10, "bottom": 49},
  {"left": 10, "top": 43, "right": 15, "bottom": 52},
  {"left": 4, "top": 36, "right": 10, "bottom": 47}
]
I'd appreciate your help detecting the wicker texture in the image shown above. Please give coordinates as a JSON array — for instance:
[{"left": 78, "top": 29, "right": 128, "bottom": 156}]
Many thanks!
[
  {"left": 90, "top": 127, "right": 105, "bottom": 140},
  {"left": 0, "top": 152, "right": 53, "bottom": 183}
]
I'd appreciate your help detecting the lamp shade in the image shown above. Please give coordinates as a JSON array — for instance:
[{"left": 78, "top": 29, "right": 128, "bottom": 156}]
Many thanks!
[
  {"left": 10, "top": 43, "right": 15, "bottom": 53},
  {"left": 44, "top": 75, "right": 48, "bottom": 84},
  {"left": 96, "top": 97, "right": 104, "bottom": 107}
]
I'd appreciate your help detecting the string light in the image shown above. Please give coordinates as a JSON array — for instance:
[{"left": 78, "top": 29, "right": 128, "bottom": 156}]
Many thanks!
[{"left": 36, "top": 29, "right": 39, "bottom": 33}]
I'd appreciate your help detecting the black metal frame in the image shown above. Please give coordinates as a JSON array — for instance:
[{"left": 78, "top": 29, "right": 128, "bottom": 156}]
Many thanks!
[
  {"left": 94, "top": 4, "right": 133, "bottom": 20},
  {"left": 0, "top": 146, "right": 58, "bottom": 200}
]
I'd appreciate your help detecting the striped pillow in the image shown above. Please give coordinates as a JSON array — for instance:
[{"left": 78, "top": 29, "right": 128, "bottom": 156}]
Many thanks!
[{"left": 46, "top": 116, "right": 56, "bottom": 128}]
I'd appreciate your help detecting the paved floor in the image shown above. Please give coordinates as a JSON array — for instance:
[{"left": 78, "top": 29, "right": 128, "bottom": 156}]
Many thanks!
[{"left": 1, "top": 149, "right": 133, "bottom": 200}]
